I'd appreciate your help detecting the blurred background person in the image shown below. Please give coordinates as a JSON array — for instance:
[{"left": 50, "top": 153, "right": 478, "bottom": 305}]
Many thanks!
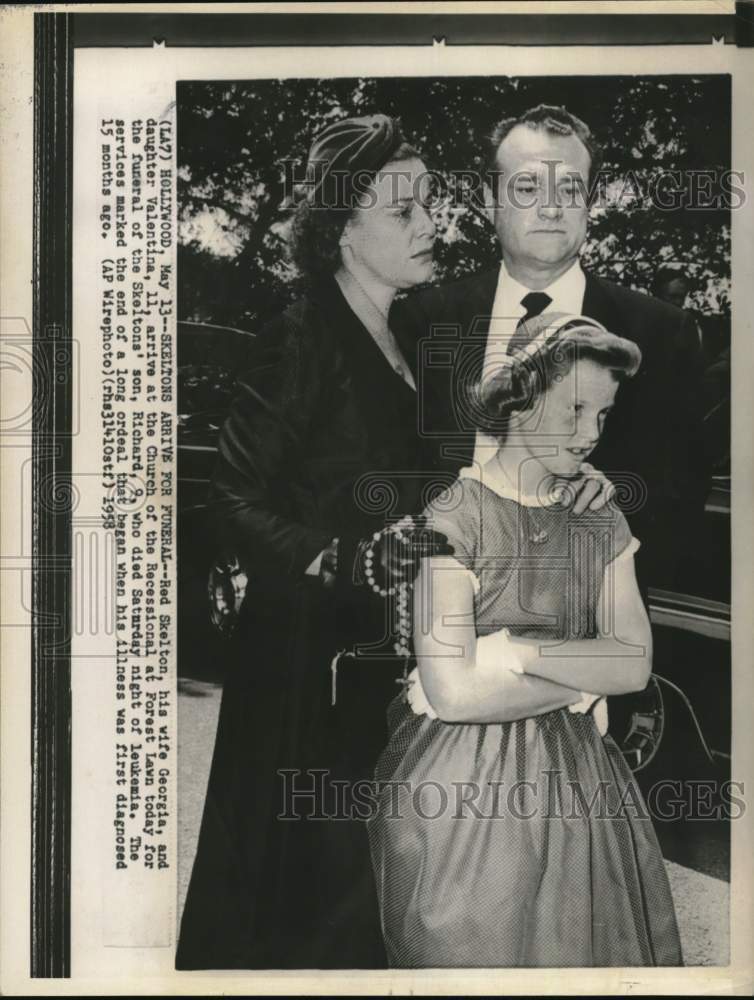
[{"left": 653, "top": 264, "right": 729, "bottom": 477}]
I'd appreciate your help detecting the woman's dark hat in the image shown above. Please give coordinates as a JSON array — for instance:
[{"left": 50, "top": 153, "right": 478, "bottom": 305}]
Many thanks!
[{"left": 303, "top": 114, "right": 404, "bottom": 209}]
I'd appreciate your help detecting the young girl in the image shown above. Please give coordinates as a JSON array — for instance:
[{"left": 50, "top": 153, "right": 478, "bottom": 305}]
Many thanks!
[{"left": 367, "top": 313, "right": 683, "bottom": 968}]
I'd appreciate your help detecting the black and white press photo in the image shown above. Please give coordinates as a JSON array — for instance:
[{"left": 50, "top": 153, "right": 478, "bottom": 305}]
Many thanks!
[
  {"left": 175, "top": 73, "right": 733, "bottom": 969},
  {"left": 3, "top": 6, "right": 752, "bottom": 996}
]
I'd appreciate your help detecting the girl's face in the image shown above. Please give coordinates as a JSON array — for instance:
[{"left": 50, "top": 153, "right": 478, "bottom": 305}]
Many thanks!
[
  {"left": 339, "top": 157, "right": 436, "bottom": 290},
  {"left": 513, "top": 357, "right": 618, "bottom": 481}
]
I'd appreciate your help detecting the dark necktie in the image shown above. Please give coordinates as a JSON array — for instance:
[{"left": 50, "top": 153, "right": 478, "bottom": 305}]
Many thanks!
[{"left": 508, "top": 291, "right": 553, "bottom": 354}]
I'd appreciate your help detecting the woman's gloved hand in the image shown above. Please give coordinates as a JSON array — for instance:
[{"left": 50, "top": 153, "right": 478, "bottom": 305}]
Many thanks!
[{"left": 354, "top": 515, "right": 453, "bottom": 594}]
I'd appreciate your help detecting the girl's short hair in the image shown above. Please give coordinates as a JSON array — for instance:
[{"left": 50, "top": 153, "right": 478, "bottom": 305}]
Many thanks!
[{"left": 476, "top": 313, "right": 642, "bottom": 437}]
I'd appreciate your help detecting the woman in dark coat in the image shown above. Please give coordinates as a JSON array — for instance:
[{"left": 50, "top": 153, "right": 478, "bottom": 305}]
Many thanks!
[{"left": 175, "top": 115, "right": 447, "bottom": 970}]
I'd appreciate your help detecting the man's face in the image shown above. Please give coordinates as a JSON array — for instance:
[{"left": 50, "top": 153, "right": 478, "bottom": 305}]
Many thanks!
[{"left": 488, "top": 124, "right": 591, "bottom": 278}]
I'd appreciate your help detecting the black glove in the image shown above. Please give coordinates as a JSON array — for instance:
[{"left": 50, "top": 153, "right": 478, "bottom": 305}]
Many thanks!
[{"left": 354, "top": 515, "right": 453, "bottom": 594}]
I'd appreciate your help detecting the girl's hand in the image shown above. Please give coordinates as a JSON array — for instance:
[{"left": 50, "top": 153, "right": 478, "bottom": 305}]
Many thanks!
[
  {"left": 568, "top": 692, "right": 609, "bottom": 736},
  {"left": 411, "top": 629, "right": 533, "bottom": 718}
]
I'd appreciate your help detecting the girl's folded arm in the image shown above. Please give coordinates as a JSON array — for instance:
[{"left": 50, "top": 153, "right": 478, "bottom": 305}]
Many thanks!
[
  {"left": 511, "top": 550, "right": 652, "bottom": 696},
  {"left": 413, "top": 558, "right": 582, "bottom": 724}
]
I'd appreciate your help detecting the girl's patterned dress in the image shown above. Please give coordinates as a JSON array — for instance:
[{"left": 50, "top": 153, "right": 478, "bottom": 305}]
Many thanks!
[{"left": 367, "top": 466, "right": 683, "bottom": 968}]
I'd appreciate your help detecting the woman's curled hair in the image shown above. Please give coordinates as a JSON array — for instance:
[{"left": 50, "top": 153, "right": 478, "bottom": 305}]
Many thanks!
[{"left": 288, "top": 127, "right": 420, "bottom": 283}]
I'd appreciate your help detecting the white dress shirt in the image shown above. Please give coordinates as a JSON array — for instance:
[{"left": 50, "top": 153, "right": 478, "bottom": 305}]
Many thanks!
[{"left": 474, "top": 259, "right": 587, "bottom": 463}]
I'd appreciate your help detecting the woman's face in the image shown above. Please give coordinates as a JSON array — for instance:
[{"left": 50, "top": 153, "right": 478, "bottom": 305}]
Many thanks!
[
  {"left": 340, "top": 156, "right": 436, "bottom": 289},
  {"left": 514, "top": 358, "right": 618, "bottom": 482}
]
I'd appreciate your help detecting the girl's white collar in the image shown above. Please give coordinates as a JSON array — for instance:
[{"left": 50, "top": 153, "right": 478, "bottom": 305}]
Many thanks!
[{"left": 458, "top": 459, "right": 563, "bottom": 509}]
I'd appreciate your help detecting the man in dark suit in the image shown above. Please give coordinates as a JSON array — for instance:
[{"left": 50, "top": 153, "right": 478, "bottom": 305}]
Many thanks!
[{"left": 397, "top": 104, "right": 707, "bottom": 593}]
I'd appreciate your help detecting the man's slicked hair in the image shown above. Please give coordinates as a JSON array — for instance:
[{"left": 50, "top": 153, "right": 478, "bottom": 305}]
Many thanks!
[{"left": 485, "top": 104, "right": 602, "bottom": 184}]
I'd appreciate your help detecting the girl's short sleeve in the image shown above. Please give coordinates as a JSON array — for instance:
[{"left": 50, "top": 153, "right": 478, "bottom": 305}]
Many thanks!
[{"left": 422, "top": 477, "right": 482, "bottom": 572}]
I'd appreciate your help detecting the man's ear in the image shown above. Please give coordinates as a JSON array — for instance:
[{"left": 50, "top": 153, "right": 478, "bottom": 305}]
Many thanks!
[{"left": 339, "top": 220, "right": 352, "bottom": 248}]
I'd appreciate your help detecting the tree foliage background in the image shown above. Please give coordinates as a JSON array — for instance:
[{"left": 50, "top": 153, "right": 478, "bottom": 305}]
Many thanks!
[{"left": 177, "top": 74, "right": 731, "bottom": 337}]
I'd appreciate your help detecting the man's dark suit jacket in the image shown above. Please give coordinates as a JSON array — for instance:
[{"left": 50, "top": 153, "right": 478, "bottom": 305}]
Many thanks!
[{"left": 393, "top": 264, "right": 708, "bottom": 593}]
